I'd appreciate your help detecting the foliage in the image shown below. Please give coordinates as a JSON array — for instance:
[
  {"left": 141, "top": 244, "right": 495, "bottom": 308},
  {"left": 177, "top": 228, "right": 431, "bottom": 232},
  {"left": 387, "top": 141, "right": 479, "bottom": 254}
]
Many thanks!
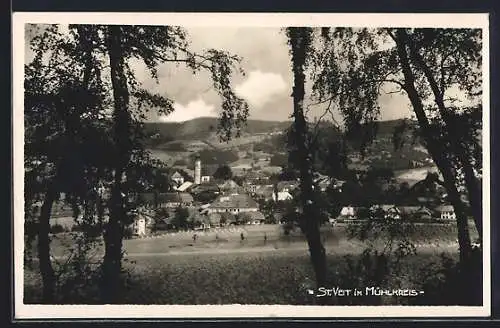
[
  {"left": 307, "top": 27, "right": 482, "bottom": 262},
  {"left": 213, "top": 165, "right": 233, "bottom": 181},
  {"left": 172, "top": 206, "right": 190, "bottom": 230},
  {"left": 25, "top": 22, "right": 249, "bottom": 303},
  {"left": 269, "top": 153, "right": 288, "bottom": 167},
  {"left": 190, "top": 149, "right": 239, "bottom": 166},
  {"left": 25, "top": 251, "right": 473, "bottom": 305},
  {"left": 192, "top": 190, "right": 218, "bottom": 204},
  {"left": 50, "top": 224, "right": 68, "bottom": 234},
  {"left": 409, "top": 247, "right": 482, "bottom": 305}
]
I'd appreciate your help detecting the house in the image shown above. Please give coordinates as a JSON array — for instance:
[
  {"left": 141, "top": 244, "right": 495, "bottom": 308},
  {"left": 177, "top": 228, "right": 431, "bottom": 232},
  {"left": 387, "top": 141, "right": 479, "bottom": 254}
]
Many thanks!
[
  {"left": 217, "top": 179, "right": 245, "bottom": 195},
  {"left": 171, "top": 171, "right": 185, "bottom": 186},
  {"left": 243, "top": 182, "right": 258, "bottom": 194},
  {"left": 175, "top": 181, "right": 194, "bottom": 192},
  {"left": 207, "top": 193, "right": 259, "bottom": 214},
  {"left": 252, "top": 184, "right": 275, "bottom": 200},
  {"left": 272, "top": 191, "right": 293, "bottom": 202},
  {"left": 338, "top": 206, "right": 357, "bottom": 220},
  {"left": 132, "top": 214, "right": 148, "bottom": 236},
  {"left": 277, "top": 181, "right": 299, "bottom": 193},
  {"left": 237, "top": 211, "right": 266, "bottom": 225},
  {"left": 435, "top": 205, "right": 456, "bottom": 220},
  {"left": 158, "top": 192, "right": 194, "bottom": 208}
]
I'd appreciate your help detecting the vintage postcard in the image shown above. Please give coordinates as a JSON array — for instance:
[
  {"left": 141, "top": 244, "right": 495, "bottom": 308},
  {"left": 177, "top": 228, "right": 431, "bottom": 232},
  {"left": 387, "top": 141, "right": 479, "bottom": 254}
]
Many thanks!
[{"left": 12, "top": 12, "right": 490, "bottom": 319}]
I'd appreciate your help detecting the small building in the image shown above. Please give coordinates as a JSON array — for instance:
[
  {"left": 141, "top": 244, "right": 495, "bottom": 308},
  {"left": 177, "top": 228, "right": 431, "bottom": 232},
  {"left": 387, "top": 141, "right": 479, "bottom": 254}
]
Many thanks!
[
  {"left": 237, "top": 211, "right": 266, "bottom": 225},
  {"left": 272, "top": 191, "right": 293, "bottom": 202},
  {"left": 132, "top": 215, "right": 147, "bottom": 236},
  {"left": 252, "top": 184, "right": 275, "bottom": 200},
  {"left": 435, "top": 205, "right": 456, "bottom": 220},
  {"left": 207, "top": 193, "right": 259, "bottom": 214},
  {"left": 158, "top": 192, "right": 194, "bottom": 208},
  {"left": 277, "top": 181, "right": 299, "bottom": 193},
  {"left": 339, "top": 206, "right": 356, "bottom": 218},
  {"left": 217, "top": 179, "right": 242, "bottom": 194},
  {"left": 175, "top": 181, "right": 194, "bottom": 192},
  {"left": 171, "top": 171, "right": 185, "bottom": 186}
]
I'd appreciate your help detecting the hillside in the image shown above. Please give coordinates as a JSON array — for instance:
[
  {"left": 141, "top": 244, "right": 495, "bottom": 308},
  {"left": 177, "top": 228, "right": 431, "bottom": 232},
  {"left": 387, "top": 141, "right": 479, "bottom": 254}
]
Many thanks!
[
  {"left": 144, "top": 117, "right": 292, "bottom": 145},
  {"left": 142, "top": 117, "right": 432, "bottom": 172}
]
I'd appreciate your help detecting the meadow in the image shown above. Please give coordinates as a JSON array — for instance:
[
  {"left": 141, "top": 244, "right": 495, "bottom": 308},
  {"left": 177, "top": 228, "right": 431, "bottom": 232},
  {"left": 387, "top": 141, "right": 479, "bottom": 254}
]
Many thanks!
[{"left": 23, "top": 223, "right": 480, "bottom": 305}]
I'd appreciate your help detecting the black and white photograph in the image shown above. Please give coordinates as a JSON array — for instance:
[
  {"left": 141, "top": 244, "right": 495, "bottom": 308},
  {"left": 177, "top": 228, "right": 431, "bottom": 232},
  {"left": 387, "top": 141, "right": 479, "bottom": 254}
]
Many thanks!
[{"left": 13, "top": 13, "right": 490, "bottom": 319}]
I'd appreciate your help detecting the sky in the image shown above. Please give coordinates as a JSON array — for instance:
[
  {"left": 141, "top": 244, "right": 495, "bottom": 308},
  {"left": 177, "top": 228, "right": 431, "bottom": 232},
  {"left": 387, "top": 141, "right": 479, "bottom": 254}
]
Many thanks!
[
  {"left": 136, "top": 27, "right": 413, "bottom": 123},
  {"left": 25, "top": 25, "right": 415, "bottom": 123}
]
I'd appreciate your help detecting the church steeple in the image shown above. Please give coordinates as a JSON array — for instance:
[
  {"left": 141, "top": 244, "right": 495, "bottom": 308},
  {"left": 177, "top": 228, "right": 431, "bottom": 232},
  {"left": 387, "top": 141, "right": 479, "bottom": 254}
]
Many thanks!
[{"left": 194, "top": 155, "right": 201, "bottom": 185}]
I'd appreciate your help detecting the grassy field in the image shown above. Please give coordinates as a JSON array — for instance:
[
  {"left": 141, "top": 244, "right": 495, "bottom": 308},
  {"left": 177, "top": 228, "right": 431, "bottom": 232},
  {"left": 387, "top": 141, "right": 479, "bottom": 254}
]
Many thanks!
[
  {"left": 23, "top": 223, "right": 480, "bottom": 305},
  {"left": 43, "top": 223, "right": 473, "bottom": 258}
]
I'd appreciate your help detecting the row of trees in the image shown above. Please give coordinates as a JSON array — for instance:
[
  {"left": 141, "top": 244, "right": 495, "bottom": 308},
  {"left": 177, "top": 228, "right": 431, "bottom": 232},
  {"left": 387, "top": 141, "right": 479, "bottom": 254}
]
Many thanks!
[
  {"left": 285, "top": 27, "right": 483, "bottom": 302},
  {"left": 24, "top": 24, "right": 249, "bottom": 303}
]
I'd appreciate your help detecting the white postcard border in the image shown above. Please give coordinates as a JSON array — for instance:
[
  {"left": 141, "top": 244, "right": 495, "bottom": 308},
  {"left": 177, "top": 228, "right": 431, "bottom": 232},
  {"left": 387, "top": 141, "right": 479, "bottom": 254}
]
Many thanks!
[{"left": 12, "top": 12, "right": 491, "bottom": 319}]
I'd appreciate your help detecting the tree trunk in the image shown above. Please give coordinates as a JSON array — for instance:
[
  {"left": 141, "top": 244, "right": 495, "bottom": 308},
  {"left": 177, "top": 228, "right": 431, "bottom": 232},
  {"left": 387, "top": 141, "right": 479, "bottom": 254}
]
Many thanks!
[
  {"left": 37, "top": 182, "right": 58, "bottom": 303},
  {"left": 394, "top": 29, "right": 472, "bottom": 262},
  {"left": 101, "top": 25, "right": 131, "bottom": 303},
  {"left": 288, "top": 27, "right": 328, "bottom": 301},
  {"left": 406, "top": 37, "right": 482, "bottom": 238},
  {"left": 460, "top": 159, "right": 482, "bottom": 238}
]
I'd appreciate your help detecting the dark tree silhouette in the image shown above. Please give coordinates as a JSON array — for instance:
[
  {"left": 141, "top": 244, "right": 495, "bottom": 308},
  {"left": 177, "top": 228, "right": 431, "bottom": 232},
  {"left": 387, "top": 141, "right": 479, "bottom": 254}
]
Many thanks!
[
  {"left": 310, "top": 27, "right": 482, "bottom": 263},
  {"left": 213, "top": 165, "right": 233, "bottom": 181},
  {"left": 286, "top": 27, "right": 328, "bottom": 301}
]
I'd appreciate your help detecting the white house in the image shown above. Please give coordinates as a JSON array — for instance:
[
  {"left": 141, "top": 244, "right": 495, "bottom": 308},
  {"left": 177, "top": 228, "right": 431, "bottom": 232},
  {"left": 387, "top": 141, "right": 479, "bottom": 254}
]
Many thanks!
[
  {"left": 132, "top": 216, "right": 147, "bottom": 236},
  {"left": 175, "top": 181, "right": 194, "bottom": 192},
  {"left": 171, "top": 171, "right": 184, "bottom": 185},
  {"left": 272, "top": 191, "right": 293, "bottom": 202},
  {"left": 435, "top": 205, "right": 456, "bottom": 220},
  {"left": 340, "top": 206, "right": 356, "bottom": 217}
]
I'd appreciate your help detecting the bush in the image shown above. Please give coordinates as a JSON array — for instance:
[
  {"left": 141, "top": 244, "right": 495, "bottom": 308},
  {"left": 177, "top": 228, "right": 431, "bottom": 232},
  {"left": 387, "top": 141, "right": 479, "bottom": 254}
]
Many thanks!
[
  {"left": 123, "top": 226, "right": 134, "bottom": 240},
  {"left": 409, "top": 248, "right": 482, "bottom": 305},
  {"left": 51, "top": 224, "right": 66, "bottom": 234}
]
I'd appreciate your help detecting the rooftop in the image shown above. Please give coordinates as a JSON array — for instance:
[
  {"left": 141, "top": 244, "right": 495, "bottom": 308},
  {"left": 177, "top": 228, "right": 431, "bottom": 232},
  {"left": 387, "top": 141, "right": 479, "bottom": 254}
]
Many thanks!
[{"left": 210, "top": 193, "right": 259, "bottom": 209}]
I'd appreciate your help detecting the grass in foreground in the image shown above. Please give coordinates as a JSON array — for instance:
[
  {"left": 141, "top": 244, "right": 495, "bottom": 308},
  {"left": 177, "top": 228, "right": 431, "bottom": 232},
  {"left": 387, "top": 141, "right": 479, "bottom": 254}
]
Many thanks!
[{"left": 25, "top": 250, "right": 479, "bottom": 305}]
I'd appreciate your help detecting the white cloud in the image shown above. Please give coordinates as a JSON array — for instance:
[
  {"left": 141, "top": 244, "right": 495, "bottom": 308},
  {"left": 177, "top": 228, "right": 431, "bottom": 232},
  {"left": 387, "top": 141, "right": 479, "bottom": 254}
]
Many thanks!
[
  {"left": 235, "top": 70, "right": 287, "bottom": 108},
  {"left": 158, "top": 98, "right": 217, "bottom": 122}
]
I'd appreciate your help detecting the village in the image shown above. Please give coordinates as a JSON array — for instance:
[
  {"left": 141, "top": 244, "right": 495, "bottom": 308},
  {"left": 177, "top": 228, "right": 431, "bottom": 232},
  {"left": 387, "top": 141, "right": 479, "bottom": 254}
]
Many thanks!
[
  {"left": 127, "top": 156, "right": 458, "bottom": 237},
  {"left": 46, "top": 151, "right": 459, "bottom": 240}
]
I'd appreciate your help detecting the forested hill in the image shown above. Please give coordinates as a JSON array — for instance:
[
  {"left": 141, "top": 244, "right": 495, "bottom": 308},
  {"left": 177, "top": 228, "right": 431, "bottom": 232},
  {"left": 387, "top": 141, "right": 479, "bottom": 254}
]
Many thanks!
[
  {"left": 143, "top": 117, "right": 292, "bottom": 143},
  {"left": 142, "top": 117, "right": 418, "bottom": 148}
]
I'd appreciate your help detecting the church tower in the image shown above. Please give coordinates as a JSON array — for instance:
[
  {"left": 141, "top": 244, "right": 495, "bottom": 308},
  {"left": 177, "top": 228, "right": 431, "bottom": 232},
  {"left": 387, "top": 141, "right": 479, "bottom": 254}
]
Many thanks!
[{"left": 194, "top": 156, "right": 201, "bottom": 185}]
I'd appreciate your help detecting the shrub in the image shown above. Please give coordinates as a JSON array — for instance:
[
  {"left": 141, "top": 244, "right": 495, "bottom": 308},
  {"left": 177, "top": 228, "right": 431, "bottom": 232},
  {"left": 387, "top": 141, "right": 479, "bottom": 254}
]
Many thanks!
[
  {"left": 51, "top": 224, "right": 66, "bottom": 234},
  {"left": 409, "top": 248, "right": 482, "bottom": 305}
]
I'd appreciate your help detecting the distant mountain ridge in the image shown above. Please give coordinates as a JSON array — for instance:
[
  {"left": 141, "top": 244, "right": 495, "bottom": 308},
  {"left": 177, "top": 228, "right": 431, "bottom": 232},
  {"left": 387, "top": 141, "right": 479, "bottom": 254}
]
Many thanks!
[
  {"left": 144, "top": 116, "right": 416, "bottom": 142},
  {"left": 144, "top": 117, "right": 293, "bottom": 142}
]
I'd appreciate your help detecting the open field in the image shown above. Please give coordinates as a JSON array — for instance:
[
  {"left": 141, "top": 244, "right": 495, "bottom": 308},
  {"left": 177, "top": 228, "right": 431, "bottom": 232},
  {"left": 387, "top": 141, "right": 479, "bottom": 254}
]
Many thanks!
[
  {"left": 43, "top": 223, "right": 476, "bottom": 259},
  {"left": 24, "top": 249, "right": 463, "bottom": 305},
  {"left": 24, "top": 223, "right": 480, "bottom": 305}
]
